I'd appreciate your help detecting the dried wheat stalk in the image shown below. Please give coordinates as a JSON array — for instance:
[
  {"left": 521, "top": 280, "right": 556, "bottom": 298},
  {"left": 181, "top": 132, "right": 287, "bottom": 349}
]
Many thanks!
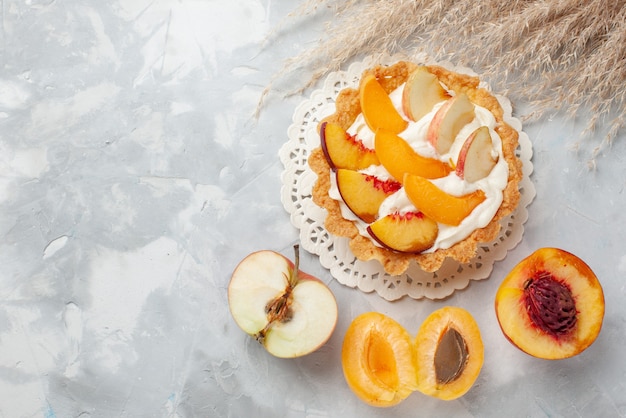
[{"left": 264, "top": 0, "right": 626, "bottom": 157}]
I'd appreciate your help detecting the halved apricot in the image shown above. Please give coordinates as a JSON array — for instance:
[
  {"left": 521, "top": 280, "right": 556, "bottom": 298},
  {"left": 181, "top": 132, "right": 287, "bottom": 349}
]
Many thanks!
[
  {"left": 375, "top": 129, "right": 451, "bottom": 182},
  {"left": 495, "top": 248, "right": 604, "bottom": 359},
  {"left": 414, "top": 307, "right": 484, "bottom": 400},
  {"left": 336, "top": 169, "right": 401, "bottom": 223},
  {"left": 320, "top": 122, "right": 379, "bottom": 170},
  {"left": 404, "top": 174, "right": 486, "bottom": 226},
  {"left": 341, "top": 312, "right": 418, "bottom": 407},
  {"left": 359, "top": 74, "right": 408, "bottom": 134}
]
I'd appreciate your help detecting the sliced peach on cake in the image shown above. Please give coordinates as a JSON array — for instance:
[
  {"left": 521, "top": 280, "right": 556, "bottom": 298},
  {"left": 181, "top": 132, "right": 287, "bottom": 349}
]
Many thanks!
[
  {"left": 320, "top": 121, "right": 379, "bottom": 170},
  {"left": 414, "top": 307, "right": 484, "bottom": 400},
  {"left": 401, "top": 66, "right": 451, "bottom": 122},
  {"left": 403, "top": 174, "right": 486, "bottom": 226},
  {"left": 359, "top": 73, "right": 408, "bottom": 134},
  {"left": 455, "top": 126, "right": 499, "bottom": 183},
  {"left": 367, "top": 211, "right": 438, "bottom": 253},
  {"left": 495, "top": 248, "right": 604, "bottom": 360},
  {"left": 427, "top": 93, "right": 475, "bottom": 155},
  {"left": 336, "top": 169, "right": 401, "bottom": 223},
  {"left": 341, "top": 312, "right": 418, "bottom": 407},
  {"left": 375, "top": 129, "right": 451, "bottom": 182}
]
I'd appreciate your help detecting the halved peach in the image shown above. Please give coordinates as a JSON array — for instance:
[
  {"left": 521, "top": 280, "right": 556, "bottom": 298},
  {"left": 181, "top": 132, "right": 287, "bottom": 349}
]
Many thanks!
[
  {"left": 336, "top": 169, "right": 401, "bottom": 223},
  {"left": 320, "top": 121, "right": 379, "bottom": 170},
  {"left": 375, "top": 129, "right": 451, "bottom": 182},
  {"left": 495, "top": 248, "right": 605, "bottom": 360},
  {"left": 414, "top": 307, "right": 484, "bottom": 400},
  {"left": 359, "top": 74, "right": 408, "bottom": 134},
  {"left": 401, "top": 66, "right": 451, "bottom": 122},
  {"left": 427, "top": 93, "right": 475, "bottom": 155},
  {"left": 367, "top": 211, "right": 438, "bottom": 253},
  {"left": 403, "top": 174, "right": 486, "bottom": 226},
  {"left": 342, "top": 312, "right": 418, "bottom": 407}
]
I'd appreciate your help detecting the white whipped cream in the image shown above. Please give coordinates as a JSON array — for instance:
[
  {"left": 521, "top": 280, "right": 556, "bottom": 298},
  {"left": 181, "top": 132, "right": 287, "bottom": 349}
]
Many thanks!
[{"left": 329, "top": 82, "right": 509, "bottom": 253}]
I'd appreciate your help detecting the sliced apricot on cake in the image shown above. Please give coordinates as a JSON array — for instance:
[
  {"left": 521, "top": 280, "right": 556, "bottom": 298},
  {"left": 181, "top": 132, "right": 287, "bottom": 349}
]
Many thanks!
[
  {"left": 375, "top": 128, "right": 451, "bottom": 182},
  {"left": 341, "top": 312, "right": 418, "bottom": 407},
  {"left": 414, "top": 307, "right": 484, "bottom": 400},
  {"left": 367, "top": 211, "right": 438, "bottom": 253},
  {"left": 336, "top": 169, "right": 401, "bottom": 223},
  {"left": 320, "top": 122, "right": 379, "bottom": 170},
  {"left": 359, "top": 74, "right": 408, "bottom": 134},
  {"left": 404, "top": 174, "right": 486, "bottom": 226}
]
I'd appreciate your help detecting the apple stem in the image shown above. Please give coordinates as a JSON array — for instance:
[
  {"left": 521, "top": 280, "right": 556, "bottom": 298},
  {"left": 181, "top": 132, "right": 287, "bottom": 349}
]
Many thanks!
[{"left": 291, "top": 244, "right": 300, "bottom": 288}]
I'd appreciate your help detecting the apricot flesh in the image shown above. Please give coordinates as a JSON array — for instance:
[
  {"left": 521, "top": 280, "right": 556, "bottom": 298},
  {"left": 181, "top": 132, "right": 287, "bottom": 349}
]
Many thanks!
[
  {"left": 495, "top": 248, "right": 604, "bottom": 360},
  {"left": 359, "top": 74, "right": 408, "bottom": 134},
  {"left": 404, "top": 174, "right": 486, "bottom": 226},
  {"left": 375, "top": 128, "right": 451, "bottom": 182},
  {"left": 414, "top": 307, "right": 484, "bottom": 400},
  {"left": 341, "top": 312, "right": 417, "bottom": 407}
]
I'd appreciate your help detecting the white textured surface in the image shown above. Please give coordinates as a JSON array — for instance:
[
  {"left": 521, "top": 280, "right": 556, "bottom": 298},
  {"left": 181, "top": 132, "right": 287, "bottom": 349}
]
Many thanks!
[{"left": 0, "top": 1, "right": 625, "bottom": 417}]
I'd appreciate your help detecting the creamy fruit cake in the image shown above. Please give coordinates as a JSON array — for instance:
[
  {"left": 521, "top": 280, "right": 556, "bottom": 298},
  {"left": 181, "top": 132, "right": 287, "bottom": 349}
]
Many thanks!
[{"left": 309, "top": 61, "right": 523, "bottom": 275}]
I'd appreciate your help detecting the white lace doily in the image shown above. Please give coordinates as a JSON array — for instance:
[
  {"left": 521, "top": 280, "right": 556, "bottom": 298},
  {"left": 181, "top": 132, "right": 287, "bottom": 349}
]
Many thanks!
[{"left": 279, "top": 54, "right": 535, "bottom": 301}]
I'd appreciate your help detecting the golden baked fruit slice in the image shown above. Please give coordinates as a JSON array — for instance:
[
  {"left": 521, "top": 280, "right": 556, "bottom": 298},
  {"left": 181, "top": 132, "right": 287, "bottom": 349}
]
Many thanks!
[
  {"left": 374, "top": 129, "right": 451, "bottom": 182},
  {"left": 335, "top": 169, "right": 401, "bottom": 223},
  {"left": 414, "top": 307, "right": 484, "bottom": 400},
  {"left": 359, "top": 74, "right": 408, "bottom": 134},
  {"left": 341, "top": 312, "right": 418, "bottom": 407},
  {"left": 320, "top": 122, "right": 379, "bottom": 170},
  {"left": 427, "top": 93, "right": 475, "bottom": 154},
  {"left": 403, "top": 174, "right": 486, "bottom": 226},
  {"left": 495, "top": 248, "right": 605, "bottom": 360},
  {"left": 401, "top": 66, "right": 451, "bottom": 122},
  {"left": 367, "top": 212, "right": 438, "bottom": 253}
]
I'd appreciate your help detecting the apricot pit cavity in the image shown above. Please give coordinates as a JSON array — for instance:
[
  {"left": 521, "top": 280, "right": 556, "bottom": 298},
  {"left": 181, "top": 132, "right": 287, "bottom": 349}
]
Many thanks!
[{"left": 434, "top": 327, "right": 469, "bottom": 385}]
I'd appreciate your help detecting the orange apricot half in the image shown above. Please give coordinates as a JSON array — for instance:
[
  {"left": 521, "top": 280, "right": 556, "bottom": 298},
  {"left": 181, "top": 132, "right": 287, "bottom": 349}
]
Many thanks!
[
  {"left": 404, "top": 174, "right": 486, "bottom": 226},
  {"left": 359, "top": 74, "right": 408, "bottom": 134},
  {"left": 341, "top": 312, "right": 418, "bottom": 407},
  {"left": 414, "top": 307, "right": 484, "bottom": 400},
  {"left": 495, "top": 248, "right": 604, "bottom": 360}
]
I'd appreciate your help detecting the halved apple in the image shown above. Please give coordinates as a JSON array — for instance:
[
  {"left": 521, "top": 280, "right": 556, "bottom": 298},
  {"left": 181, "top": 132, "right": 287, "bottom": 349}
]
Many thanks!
[
  {"left": 455, "top": 126, "right": 499, "bottom": 182},
  {"left": 404, "top": 174, "right": 486, "bottom": 226},
  {"left": 427, "top": 93, "right": 475, "bottom": 155},
  {"left": 320, "top": 121, "right": 379, "bottom": 170},
  {"left": 336, "top": 169, "right": 401, "bottom": 223},
  {"left": 375, "top": 129, "right": 451, "bottom": 182},
  {"left": 367, "top": 211, "right": 438, "bottom": 253},
  {"left": 401, "top": 66, "right": 451, "bottom": 122},
  {"left": 228, "top": 245, "right": 338, "bottom": 358},
  {"left": 359, "top": 74, "right": 408, "bottom": 134}
]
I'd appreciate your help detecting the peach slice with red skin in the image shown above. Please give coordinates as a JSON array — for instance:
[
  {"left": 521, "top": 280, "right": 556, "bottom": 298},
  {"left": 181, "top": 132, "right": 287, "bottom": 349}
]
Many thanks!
[
  {"left": 495, "top": 248, "right": 604, "bottom": 360},
  {"left": 401, "top": 66, "right": 451, "bottom": 122},
  {"left": 375, "top": 129, "right": 451, "bottom": 182},
  {"left": 367, "top": 211, "right": 438, "bottom": 253},
  {"left": 403, "top": 174, "right": 486, "bottom": 226},
  {"left": 414, "top": 307, "right": 484, "bottom": 400},
  {"left": 427, "top": 93, "right": 475, "bottom": 155},
  {"left": 335, "top": 169, "right": 401, "bottom": 223},
  {"left": 320, "top": 121, "right": 379, "bottom": 170},
  {"left": 455, "top": 126, "right": 499, "bottom": 183},
  {"left": 359, "top": 73, "right": 408, "bottom": 134}
]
